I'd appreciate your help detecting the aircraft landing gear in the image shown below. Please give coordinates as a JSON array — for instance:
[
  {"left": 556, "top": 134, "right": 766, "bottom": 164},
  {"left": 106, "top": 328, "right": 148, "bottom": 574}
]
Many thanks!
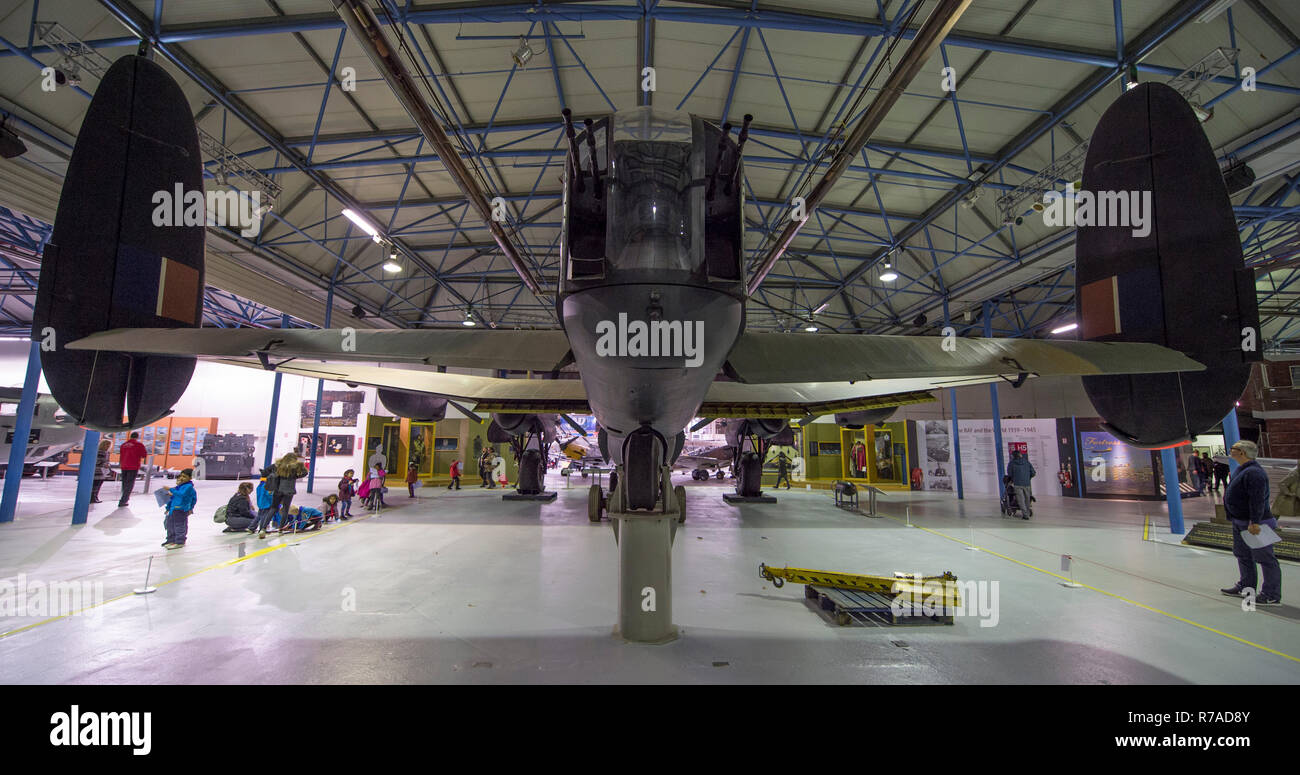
[
  {"left": 606, "top": 427, "right": 680, "bottom": 643},
  {"left": 588, "top": 484, "right": 604, "bottom": 522},
  {"left": 722, "top": 441, "right": 777, "bottom": 504},
  {"left": 715, "top": 469, "right": 724, "bottom": 480}
]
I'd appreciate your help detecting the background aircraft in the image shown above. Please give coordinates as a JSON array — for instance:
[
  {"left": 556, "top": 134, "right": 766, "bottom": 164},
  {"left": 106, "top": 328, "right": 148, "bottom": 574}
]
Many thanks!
[{"left": 0, "top": 387, "right": 84, "bottom": 477}]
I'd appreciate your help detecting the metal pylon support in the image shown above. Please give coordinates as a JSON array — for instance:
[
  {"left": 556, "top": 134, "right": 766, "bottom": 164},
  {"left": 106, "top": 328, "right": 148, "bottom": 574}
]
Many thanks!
[{"left": 608, "top": 465, "right": 679, "bottom": 643}]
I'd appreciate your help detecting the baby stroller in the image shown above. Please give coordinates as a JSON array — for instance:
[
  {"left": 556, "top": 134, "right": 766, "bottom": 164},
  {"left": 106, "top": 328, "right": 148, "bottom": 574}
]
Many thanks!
[{"left": 1000, "top": 476, "right": 1028, "bottom": 519}]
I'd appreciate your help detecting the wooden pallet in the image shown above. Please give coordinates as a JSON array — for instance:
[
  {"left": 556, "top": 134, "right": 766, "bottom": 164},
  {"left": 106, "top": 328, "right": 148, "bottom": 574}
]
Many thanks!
[{"left": 804, "top": 584, "right": 954, "bottom": 626}]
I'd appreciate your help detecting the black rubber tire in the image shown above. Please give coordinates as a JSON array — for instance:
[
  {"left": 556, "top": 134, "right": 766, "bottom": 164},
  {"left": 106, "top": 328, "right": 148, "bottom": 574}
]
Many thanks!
[
  {"left": 715, "top": 470, "right": 724, "bottom": 480},
  {"left": 737, "top": 452, "right": 763, "bottom": 497},
  {"left": 588, "top": 485, "right": 603, "bottom": 522},
  {"left": 625, "top": 431, "right": 659, "bottom": 510},
  {"left": 517, "top": 449, "right": 543, "bottom": 494}
]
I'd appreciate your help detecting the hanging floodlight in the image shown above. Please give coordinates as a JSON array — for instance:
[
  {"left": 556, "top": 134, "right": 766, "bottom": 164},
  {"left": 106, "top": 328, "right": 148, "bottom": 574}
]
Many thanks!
[
  {"left": 879, "top": 262, "right": 898, "bottom": 283},
  {"left": 383, "top": 248, "right": 402, "bottom": 273},
  {"left": 462, "top": 310, "right": 477, "bottom": 327},
  {"left": 1125, "top": 64, "right": 1140, "bottom": 91},
  {"left": 511, "top": 36, "right": 544, "bottom": 68},
  {"left": 341, "top": 207, "right": 383, "bottom": 243},
  {"left": 803, "top": 323, "right": 819, "bottom": 332}
]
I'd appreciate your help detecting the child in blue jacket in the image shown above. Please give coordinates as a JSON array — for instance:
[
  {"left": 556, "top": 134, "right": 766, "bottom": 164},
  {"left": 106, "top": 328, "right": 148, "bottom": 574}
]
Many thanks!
[
  {"left": 251, "top": 467, "right": 278, "bottom": 538},
  {"left": 281, "top": 505, "right": 324, "bottom": 533},
  {"left": 163, "top": 468, "right": 197, "bottom": 549}
]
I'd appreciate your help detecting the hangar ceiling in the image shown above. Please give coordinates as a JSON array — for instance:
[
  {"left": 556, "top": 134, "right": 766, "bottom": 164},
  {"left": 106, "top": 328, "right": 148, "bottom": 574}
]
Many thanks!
[{"left": 0, "top": 0, "right": 1298, "bottom": 349}]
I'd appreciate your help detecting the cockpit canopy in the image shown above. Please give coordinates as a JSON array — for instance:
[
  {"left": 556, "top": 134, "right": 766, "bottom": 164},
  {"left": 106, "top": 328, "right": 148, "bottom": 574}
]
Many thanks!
[{"left": 561, "top": 107, "right": 743, "bottom": 294}]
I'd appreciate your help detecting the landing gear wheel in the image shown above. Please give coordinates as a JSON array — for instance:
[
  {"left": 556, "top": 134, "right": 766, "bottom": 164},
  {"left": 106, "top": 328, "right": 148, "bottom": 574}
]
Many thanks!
[
  {"left": 737, "top": 453, "right": 763, "bottom": 497},
  {"left": 588, "top": 485, "right": 603, "bottom": 522},
  {"left": 675, "top": 485, "right": 686, "bottom": 524},
  {"left": 715, "top": 470, "right": 724, "bottom": 480}
]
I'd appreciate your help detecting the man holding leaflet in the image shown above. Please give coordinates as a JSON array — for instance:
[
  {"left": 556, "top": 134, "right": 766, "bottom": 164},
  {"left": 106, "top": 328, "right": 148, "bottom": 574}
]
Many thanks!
[{"left": 1220, "top": 440, "right": 1282, "bottom": 605}]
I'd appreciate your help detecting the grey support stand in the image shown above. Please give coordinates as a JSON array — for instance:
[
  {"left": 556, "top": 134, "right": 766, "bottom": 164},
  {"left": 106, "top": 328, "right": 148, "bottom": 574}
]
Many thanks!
[{"left": 608, "top": 466, "right": 680, "bottom": 644}]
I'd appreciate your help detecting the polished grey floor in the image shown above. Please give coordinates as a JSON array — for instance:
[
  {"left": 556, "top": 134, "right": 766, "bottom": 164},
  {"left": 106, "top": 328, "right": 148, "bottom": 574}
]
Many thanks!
[{"left": 0, "top": 472, "right": 1296, "bottom": 684}]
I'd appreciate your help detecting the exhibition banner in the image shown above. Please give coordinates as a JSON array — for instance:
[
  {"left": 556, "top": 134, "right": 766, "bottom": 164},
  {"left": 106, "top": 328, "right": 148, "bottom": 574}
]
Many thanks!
[{"left": 954, "top": 419, "right": 1061, "bottom": 496}]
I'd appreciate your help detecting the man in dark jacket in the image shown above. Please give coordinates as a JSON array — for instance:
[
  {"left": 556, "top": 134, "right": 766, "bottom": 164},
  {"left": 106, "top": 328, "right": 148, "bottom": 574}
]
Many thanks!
[
  {"left": 1221, "top": 440, "right": 1282, "bottom": 605},
  {"left": 1007, "top": 450, "right": 1036, "bottom": 518},
  {"left": 774, "top": 452, "right": 791, "bottom": 489},
  {"left": 1212, "top": 458, "right": 1230, "bottom": 492},
  {"left": 117, "top": 432, "right": 147, "bottom": 507}
]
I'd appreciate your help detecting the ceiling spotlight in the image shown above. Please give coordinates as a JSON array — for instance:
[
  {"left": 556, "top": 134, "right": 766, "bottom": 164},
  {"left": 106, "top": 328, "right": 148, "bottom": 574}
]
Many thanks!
[
  {"left": 879, "top": 263, "right": 898, "bottom": 283},
  {"left": 341, "top": 208, "right": 383, "bottom": 244},
  {"left": 913, "top": 313, "right": 928, "bottom": 327},
  {"left": 511, "top": 36, "right": 544, "bottom": 68},
  {"left": 1125, "top": 64, "right": 1139, "bottom": 91},
  {"left": 804, "top": 323, "right": 819, "bottom": 332},
  {"left": 382, "top": 249, "right": 402, "bottom": 273},
  {"left": 462, "top": 310, "right": 477, "bottom": 327},
  {"left": 1051, "top": 322, "right": 1078, "bottom": 334},
  {"left": 351, "top": 304, "right": 365, "bottom": 319}
]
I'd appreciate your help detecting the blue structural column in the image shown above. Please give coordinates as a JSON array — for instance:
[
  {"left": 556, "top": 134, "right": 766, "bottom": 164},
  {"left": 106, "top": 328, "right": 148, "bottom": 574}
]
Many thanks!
[
  {"left": 0, "top": 341, "right": 42, "bottom": 523},
  {"left": 1160, "top": 447, "right": 1185, "bottom": 534},
  {"left": 72, "top": 430, "right": 101, "bottom": 526},
  {"left": 949, "top": 389, "right": 964, "bottom": 500},
  {"left": 1071, "top": 417, "right": 1083, "bottom": 496},
  {"left": 1222, "top": 407, "right": 1241, "bottom": 474},
  {"left": 263, "top": 313, "right": 289, "bottom": 470},
  {"left": 984, "top": 302, "right": 1006, "bottom": 491},
  {"left": 306, "top": 280, "right": 335, "bottom": 495}
]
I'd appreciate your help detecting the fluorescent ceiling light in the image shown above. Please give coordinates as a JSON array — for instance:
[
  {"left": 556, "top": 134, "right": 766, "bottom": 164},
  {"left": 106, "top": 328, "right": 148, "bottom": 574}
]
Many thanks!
[
  {"left": 1196, "top": 0, "right": 1239, "bottom": 24},
  {"left": 812, "top": 302, "right": 830, "bottom": 315},
  {"left": 1051, "top": 322, "right": 1078, "bottom": 334},
  {"left": 341, "top": 208, "right": 383, "bottom": 243}
]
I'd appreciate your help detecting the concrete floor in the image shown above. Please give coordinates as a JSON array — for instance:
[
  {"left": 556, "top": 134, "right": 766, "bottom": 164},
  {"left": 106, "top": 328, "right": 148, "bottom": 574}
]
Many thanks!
[{"left": 0, "top": 472, "right": 1296, "bottom": 684}]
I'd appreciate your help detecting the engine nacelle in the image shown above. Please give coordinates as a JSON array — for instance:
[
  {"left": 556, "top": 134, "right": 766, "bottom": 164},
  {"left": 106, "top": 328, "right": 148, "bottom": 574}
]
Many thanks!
[
  {"left": 33, "top": 56, "right": 204, "bottom": 431},
  {"left": 720, "top": 418, "right": 792, "bottom": 450},
  {"left": 377, "top": 389, "right": 447, "bottom": 422},
  {"left": 1075, "top": 83, "right": 1259, "bottom": 448},
  {"left": 834, "top": 408, "right": 897, "bottom": 429},
  {"left": 487, "top": 413, "right": 555, "bottom": 446}
]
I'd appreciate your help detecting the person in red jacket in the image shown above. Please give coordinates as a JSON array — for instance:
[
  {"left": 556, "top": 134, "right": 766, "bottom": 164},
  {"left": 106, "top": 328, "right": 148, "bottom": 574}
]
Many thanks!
[
  {"left": 447, "top": 459, "right": 461, "bottom": 490},
  {"left": 117, "top": 431, "right": 148, "bottom": 508}
]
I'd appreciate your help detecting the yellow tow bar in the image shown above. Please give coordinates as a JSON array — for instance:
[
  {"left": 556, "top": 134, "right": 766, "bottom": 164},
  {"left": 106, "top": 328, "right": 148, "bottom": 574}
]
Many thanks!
[{"left": 759, "top": 563, "right": 961, "bottom": 608}]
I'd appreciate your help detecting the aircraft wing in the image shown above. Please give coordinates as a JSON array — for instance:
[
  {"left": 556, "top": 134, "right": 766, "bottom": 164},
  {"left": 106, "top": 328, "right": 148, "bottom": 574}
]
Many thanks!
[
  {"left": 724, "top": 332, "right": 1204, "bottom": 384},
  {"left": 65, "top": 327, "right": 574, "bottom": 372},
  {"left": 67, "top": 327, "right": 1204, "bottom": 420}
]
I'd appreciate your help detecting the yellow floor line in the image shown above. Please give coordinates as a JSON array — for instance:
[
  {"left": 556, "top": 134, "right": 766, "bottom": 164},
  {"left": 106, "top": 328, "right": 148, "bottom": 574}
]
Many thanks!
[
  {"left": 0, "top": 514, "right": 372, "bottom": 641},
  {"left": 878, "top": 511, "right": 1300, "bottom": 665}
]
